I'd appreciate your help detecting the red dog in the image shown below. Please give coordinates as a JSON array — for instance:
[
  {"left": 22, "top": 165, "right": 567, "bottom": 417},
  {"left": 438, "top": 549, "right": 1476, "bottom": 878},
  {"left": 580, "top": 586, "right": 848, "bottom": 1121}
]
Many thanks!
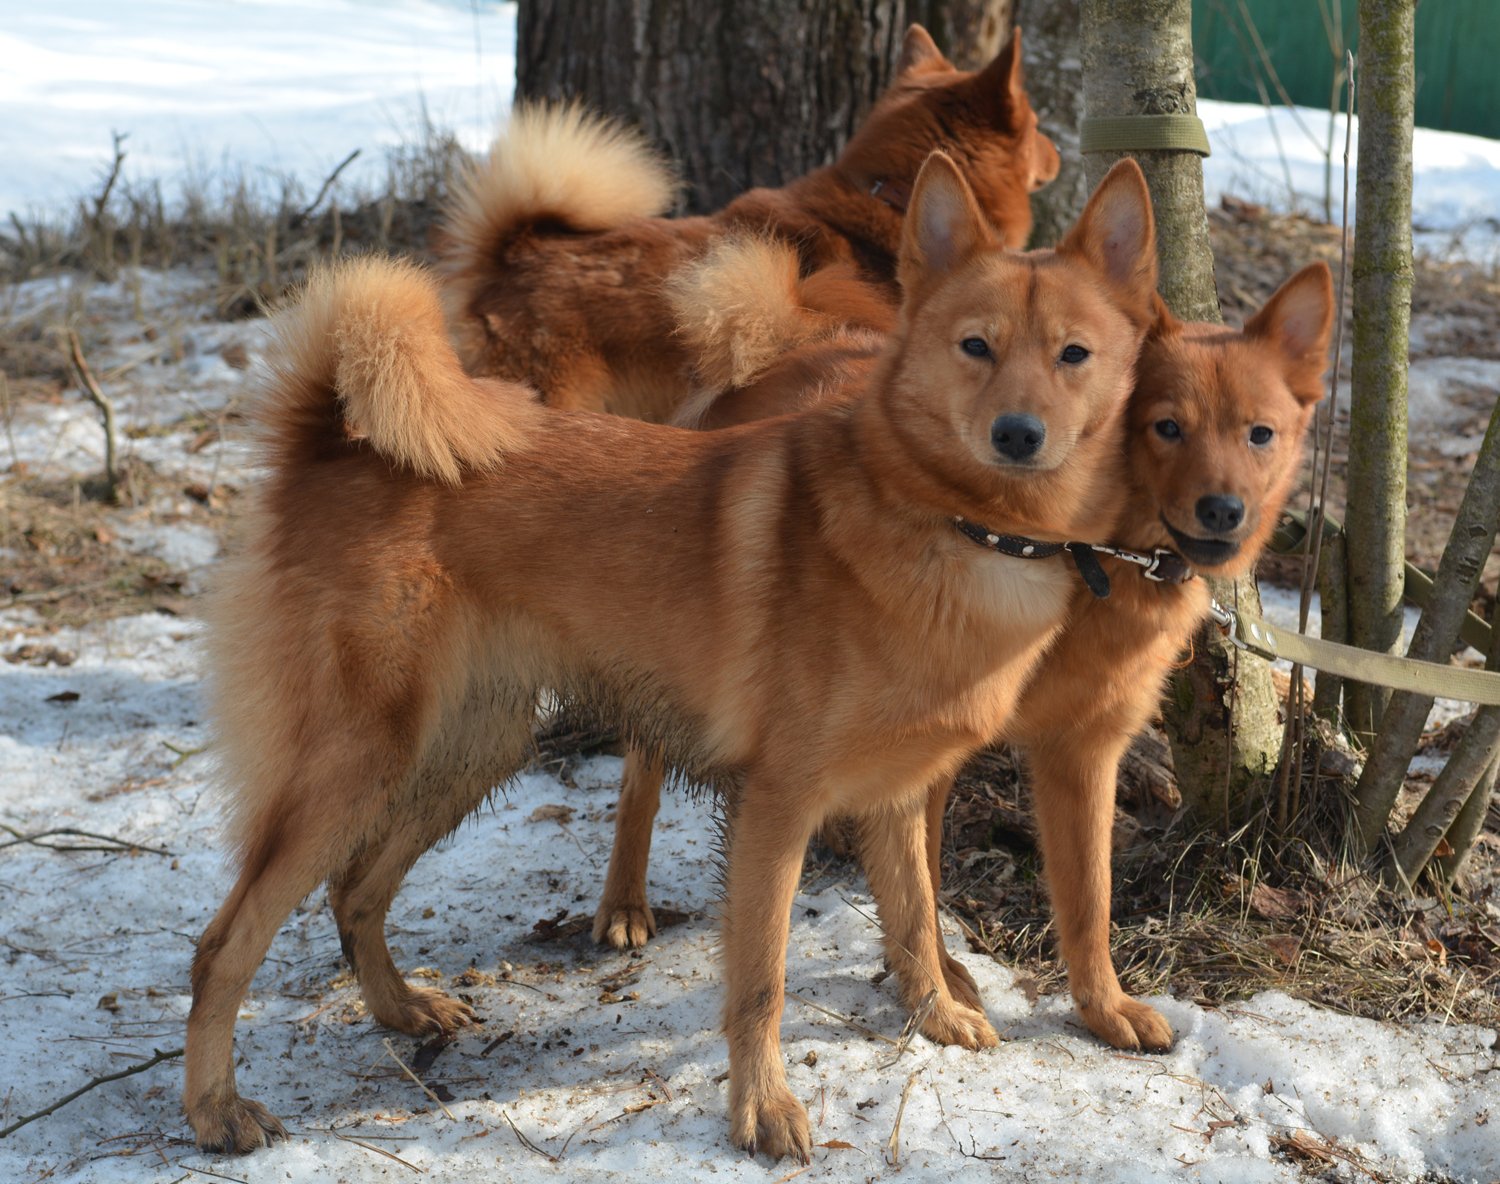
[
  {"left": 597, "top": 228, "right": 1335, "bottom": 1053},
  {"left": 439, "top": 25, "right": 1059, "bottom": 420},
  {"left": 185, "top": 154, "right": 1157, "bottom": 1162}
]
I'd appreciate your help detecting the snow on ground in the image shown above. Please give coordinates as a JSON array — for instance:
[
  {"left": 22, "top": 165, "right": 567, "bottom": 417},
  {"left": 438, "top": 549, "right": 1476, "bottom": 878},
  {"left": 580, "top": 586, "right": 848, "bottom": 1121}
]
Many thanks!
[
  {"left": 2, "top": 634, "right": 1497, "bottom": 1184},
  {"left": 1, "top": 0, "right": 516, "bottom": 221},
  {"left": 1199, "top": 99, "right": 1500, "bottom": 264},
  {"left": 0, "top": 271, "right": 1496, "bottom": 1183}
]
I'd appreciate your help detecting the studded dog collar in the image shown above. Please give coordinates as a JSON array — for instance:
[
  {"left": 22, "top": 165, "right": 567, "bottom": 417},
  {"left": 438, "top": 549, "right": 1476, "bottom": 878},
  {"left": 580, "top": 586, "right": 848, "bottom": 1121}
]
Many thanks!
[{"left": 952, "top": 516, "right": 1196, "bottom": 599}]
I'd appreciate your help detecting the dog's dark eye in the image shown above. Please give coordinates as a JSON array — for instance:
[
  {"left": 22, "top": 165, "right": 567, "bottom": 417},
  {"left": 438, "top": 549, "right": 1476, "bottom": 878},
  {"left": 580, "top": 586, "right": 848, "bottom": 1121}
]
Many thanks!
[
  {"left": 1250, "top": 425, "right": 1274, "bottom": 446},
  {"left": 960, "top": 337, "right": 991, "bottom": 359},
  {"left": 1155, "top": 419, "right": 1182, "bottom": 441},
  {"left": 1059, "top": 344, "right": 1090, "bottom": 365}
]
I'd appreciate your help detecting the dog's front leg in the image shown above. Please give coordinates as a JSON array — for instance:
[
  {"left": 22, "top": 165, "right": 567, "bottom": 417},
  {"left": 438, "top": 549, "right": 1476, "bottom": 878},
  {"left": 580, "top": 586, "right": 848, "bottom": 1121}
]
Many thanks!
[
  {"left": 721, "top": 788, "right": 816, "bottom": 1163},
  {"left": 1026, "top": 734, "right": 1174, "bottom": 1052},
  {"left": 859, "top": 791, "right": 999, "bottom": 1049}
]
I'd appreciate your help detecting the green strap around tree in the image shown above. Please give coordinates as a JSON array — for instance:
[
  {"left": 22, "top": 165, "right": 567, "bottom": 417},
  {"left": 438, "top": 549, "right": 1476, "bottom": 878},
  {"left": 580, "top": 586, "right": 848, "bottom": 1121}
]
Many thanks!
[{"left": 1079, "top": 114, "right": 1212, "bottom": 156}]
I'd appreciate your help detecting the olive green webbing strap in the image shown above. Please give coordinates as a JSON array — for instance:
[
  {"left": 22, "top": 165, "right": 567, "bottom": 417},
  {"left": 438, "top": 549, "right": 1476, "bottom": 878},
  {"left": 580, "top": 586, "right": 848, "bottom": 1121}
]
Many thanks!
[
  {"left": 1270, "top": 510, "right": 1493, "bottom": 654},
  {"left": 1238, "top": 510, "right": 1500, "bottom": 703},
  {"left": 1222, "top": 609, "right": 1500, "bottom": 706},
  {"left": 1079, "top": 115, "right": 1212, "bottom": 157}
]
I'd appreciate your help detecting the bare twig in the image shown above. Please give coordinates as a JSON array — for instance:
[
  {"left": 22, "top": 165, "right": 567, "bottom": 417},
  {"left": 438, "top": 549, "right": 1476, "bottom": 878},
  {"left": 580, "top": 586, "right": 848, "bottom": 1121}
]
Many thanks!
[
  {"left": 323, "top": 1127, "right": 424, "bottom": 1173},
  {"left": 884, "top": 1069, "right": 922, "bottom": 1166},
  {"left": 66, "top": 328, "right": 120, "bottom": 501},
  {"left": 92, "top": 132, "right": 128, "bottom": 226},
  {"left": 0, "top": 824, "right": 174, "bottom": 857},
  {"left": 176, "top": 1164, "right": 249, "bottom": 1184},
  {"left": 294, "top": 149, "right": 362, "bottom": 225},
  {"left": 501, "top": 1109, "right": 555, "bottom": 1161},
  {"left": 163, "top": 741, "right": 209, "bottom": 769},
  {"left": 785, "top": 992, "right": 900, "bottom": 1048},
  {"left": 1277, "top": 50, "right": 1357, "bottom": 828},
  {"left": 381, "top": 1038, "right": 456, "bottom": 1121},
  {"left": 0, "top": 1047, "right": 182, "bottom": 1139},
  {"left": 3, "top": 579, "right": 117, "bottom": 608}
]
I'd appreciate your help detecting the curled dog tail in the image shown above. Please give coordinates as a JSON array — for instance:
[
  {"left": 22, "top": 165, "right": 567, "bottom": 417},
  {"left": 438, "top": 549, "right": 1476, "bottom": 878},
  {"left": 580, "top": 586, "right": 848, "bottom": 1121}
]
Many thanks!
[
  {"left": 266, "top": 256, "right": 533, "bottom": 483},
  {"left": 666, "top": 236, "right": 897, "bottom": 403},
  {"left": 440, "top": 101, "right": 677, "bottom": 280}
]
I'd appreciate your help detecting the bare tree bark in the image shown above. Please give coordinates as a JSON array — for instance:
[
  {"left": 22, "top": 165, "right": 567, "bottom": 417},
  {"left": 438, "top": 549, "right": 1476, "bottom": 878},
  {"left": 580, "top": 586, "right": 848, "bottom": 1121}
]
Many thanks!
[
  {"left": 1342, "top": 0, "right": 1415, "bottom": 744},
  {"left": 518, "top": 1, "right": 910, "bottom": 213},
  {"left": 1434, "top": 753, "right": 1500, "bottom": 886},
  {"left": 908, "top": 0, "right": 1012, "bottom": 70},
  {"left": 1391, "top": 698, "right": 1500, "bottom": 888},
  {"left": 1354, "top": 397, "right": 1500, "bottom": 861},
  {"left": 1014, "top": 0, "right": 1085, "bottom": 246},
  {"left": 1081, "top": 0, "right": 1282, "bottom": 824}
]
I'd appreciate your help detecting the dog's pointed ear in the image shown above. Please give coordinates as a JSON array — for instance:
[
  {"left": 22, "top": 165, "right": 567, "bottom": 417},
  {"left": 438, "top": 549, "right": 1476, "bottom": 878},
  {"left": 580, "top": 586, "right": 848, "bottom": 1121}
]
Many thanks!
[
  {"left": 1057, "top": 158, "right": 1158, "bottom": 320},
  {"left": 899, "top": 151, "right": 994, "bottom": 295},
  {"left": 1146, "top": 292, "right": 1179, "bottom": 340},
  {"left": 1245, "top": 261, "right": 1335, "bottom": 402},
  {"left": 971, "top": 26, "right": 1026, "bottom": 124},
  {"left": 896, "top": 24, "right": 947, "bottom": 75}
]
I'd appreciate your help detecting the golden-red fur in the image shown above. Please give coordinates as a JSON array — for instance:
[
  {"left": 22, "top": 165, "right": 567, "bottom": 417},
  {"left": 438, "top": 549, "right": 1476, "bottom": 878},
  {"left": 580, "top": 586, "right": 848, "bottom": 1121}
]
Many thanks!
[
  {"left": 439, "top": 25, "right": 1059, "bottom": 420},
  {"left": 185, "top": 154, "right": 1156, "bottom": 1162},
  {"left": 596, "top": 230, "right": 1336, "bottom": 1054}
]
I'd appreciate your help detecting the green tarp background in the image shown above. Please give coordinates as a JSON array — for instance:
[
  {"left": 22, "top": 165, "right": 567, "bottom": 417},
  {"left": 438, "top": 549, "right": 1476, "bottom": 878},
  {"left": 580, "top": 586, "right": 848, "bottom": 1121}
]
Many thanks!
[{"left": 1193, "top": 1, "right": 1499, "bottom": 139}]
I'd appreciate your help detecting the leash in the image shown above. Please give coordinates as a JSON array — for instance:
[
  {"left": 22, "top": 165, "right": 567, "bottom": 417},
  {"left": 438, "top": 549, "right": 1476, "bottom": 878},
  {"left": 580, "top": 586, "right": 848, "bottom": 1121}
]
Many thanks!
[
  {"left": 1208, "top": 599, "right": 1500, "bottom": 707},
  {"left": 1271, "top": 508, "right": 1493, "bottom": 656},
  {"left": 953, "top": 515, "right": 1500, "bottom": 706}
]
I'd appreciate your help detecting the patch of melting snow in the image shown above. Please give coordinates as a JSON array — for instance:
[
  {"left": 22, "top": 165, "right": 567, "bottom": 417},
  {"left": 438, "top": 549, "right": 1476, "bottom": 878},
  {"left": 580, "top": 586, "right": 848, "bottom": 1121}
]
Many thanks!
[{"left": 1407, "top": 357, "right": 1500, "bottom": 435}]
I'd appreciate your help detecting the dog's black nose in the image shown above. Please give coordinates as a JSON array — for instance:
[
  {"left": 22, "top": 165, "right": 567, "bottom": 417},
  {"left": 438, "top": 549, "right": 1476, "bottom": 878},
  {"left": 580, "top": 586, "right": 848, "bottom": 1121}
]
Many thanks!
[
  {"left": 1195, "top": 494, "right": 1245, "bottom": 533},
  {"left": 991, "top": 414, "right": 1046, "bottom": 462}
]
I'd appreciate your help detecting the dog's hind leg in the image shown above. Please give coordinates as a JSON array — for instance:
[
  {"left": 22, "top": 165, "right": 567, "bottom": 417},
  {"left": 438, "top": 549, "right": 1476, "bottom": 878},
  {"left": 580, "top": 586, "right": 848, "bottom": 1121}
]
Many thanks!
[
  {"left": 330, "top": 699, "right": 531, "bottom": 1034},
  {"left": 920, "top": 774, "right": 982, "bottom": 1011},
  {"left": 592, "top": 746, "right": 663, "bottom": 948},
  {"left": 327, "top": 779, "right": 491, "bottom": 1036},
  {"left": 858, "top": 791, "right": 998, "bottom": 1050},
  {"left": 185, "top": 782, "right": 374, "bottom": 1153},
  {"left": 1026, "top": 733, "right": 1174, "bottom": 1052}
]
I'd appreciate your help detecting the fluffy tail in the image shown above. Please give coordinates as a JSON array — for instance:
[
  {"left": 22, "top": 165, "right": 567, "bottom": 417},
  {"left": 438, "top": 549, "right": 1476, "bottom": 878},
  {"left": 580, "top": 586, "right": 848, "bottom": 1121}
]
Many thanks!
[
  {"left": 266, "top": 257, "right": 533, "bottom": 484},
  {"left": 665, "top": 236, "right": 897, "bottom": 395},
  {"left": 440, "top": 102, "right": 677, "bottom": 281}
]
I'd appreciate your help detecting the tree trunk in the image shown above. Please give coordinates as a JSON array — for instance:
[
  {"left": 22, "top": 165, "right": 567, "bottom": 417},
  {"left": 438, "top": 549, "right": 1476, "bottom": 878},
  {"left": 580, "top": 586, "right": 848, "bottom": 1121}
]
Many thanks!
[
  {"left": 908, "top": 1, "right": 1012, "bottom": 70},
  {"left": 1081, "top": 0, "right": 1282, "bottom": 824},
  {"left": 517, "top": 1, "right": 929, "bottom": 213},
  {"left": 1355, "top": 396, "right": 1500, "bottom": 861},
  {"left": 1342, "top": 0, "right": 1415, "bottom": 746},
  {"left": 1014, "top": 0, "right": 1085, "bottom": 246}
]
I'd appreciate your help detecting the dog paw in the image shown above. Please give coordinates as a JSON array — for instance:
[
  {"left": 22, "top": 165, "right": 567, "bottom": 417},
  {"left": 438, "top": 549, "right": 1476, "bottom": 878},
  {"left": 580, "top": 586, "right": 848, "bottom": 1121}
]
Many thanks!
[
  {"left": 1078, "top": 994, "right": 1173, "bottom": 1053},
  {"left": 941, "top": 951, "right": 983, "bottom": 1012},
  {"left": 730, "top": 1085, "right": 811, "bottom": 1163},
  {"left": 592, "top": 899, "right": 656, "bottom": 949},
  {"left": 188, "top": 1094, "right": 287, "bottom": 1155},
  {"left": 920, "top": 997, "right": 1000, "bottom": 1050},
  {"left": 379, "top": 986, "right": 475, "bottom": 1037}
]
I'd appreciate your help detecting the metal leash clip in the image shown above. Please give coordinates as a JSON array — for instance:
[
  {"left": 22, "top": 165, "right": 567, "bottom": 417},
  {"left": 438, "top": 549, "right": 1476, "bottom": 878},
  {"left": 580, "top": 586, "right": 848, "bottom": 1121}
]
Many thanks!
[{"left": 1208, "top": 597, "right": 1244, "bottom": 648}]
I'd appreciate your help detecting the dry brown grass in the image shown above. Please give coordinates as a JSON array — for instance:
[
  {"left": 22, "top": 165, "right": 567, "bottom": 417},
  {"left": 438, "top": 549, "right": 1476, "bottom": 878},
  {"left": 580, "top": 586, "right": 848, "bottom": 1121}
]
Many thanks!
[
  {"left": 0, "top": 465, "right": 221, "bottom": 630},
  {"left": 0, "top": 118, "right": 468, "bottom": 314},
  {"left": 938, "top": 735, "right": 1500, "bottom": 1030}
]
